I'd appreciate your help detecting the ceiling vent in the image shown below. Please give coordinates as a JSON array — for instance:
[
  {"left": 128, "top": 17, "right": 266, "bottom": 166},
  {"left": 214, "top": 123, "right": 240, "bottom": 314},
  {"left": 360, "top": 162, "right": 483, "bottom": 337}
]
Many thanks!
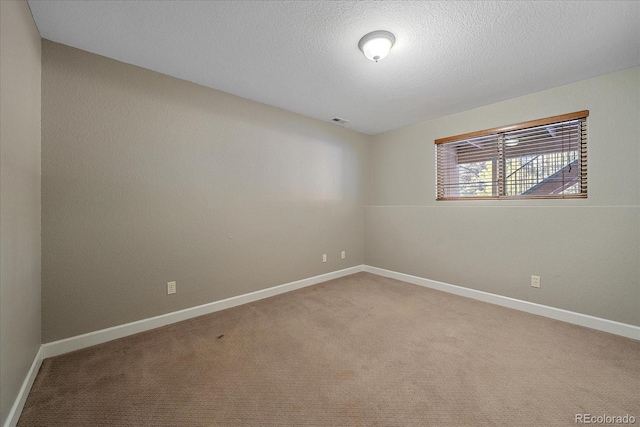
[{"left": 331, "top": 117, "right": 350, "bottom": 125}]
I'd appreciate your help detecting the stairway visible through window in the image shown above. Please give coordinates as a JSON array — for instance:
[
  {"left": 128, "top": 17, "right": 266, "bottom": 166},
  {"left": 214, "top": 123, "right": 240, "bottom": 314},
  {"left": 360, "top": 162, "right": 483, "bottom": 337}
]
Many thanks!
[{"left": 435, "top": 111, "right": 588, "bottom": 200}]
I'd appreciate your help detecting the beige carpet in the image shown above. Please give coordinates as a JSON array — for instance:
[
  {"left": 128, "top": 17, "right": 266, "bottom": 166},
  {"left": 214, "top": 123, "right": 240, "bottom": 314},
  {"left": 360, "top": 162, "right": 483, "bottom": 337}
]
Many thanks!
[{"left": 18, "top": 272, "right": 639, "bottom": 426}]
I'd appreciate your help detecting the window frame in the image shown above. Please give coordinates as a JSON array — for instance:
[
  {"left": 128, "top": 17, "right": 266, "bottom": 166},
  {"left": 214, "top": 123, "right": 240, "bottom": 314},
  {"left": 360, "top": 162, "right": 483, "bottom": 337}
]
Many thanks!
[{"left": 435, "top": 110, "right": 588, "bottom": 201}]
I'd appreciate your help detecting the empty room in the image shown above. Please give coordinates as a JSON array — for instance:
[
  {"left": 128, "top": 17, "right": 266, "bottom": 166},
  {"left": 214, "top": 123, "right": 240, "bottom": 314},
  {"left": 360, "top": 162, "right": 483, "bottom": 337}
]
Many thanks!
[{"left": 1, "top": 1, "right": 639, "bottom": 426}]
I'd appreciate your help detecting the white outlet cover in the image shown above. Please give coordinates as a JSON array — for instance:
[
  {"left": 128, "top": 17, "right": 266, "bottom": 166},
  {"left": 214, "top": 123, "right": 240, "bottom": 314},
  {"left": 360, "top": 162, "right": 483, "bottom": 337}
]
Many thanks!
[
  {"left": 322, "top": 254, "right": 327, "bottom": 263},
  {"left": 531, "top": 276, "right": 541, "bottom": 288},
  {"left": 167, "top": 281, "right": 176, "bottom": 294}
]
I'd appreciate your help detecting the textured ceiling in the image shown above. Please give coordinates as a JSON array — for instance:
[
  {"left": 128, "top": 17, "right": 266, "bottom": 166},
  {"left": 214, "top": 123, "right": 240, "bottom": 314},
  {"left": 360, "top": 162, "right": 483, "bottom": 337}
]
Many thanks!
[{"left": 28, "top": 1, "right": 640, "bottom": 135}]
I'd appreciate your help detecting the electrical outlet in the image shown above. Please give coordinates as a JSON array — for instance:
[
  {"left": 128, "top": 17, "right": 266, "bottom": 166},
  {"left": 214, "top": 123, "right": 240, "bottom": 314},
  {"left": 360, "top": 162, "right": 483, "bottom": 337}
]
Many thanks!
[
  {"left": 167, "top": 281, "right": 176, "bottom": 295},
  {"left": 531, "top": 275, "right": 540, "bottom": 288},
  {"left": 322, "top": 254, "right": 327, "bottom": 263},
  {"left": 341, "top": 251, "right": 346, "bottom": 259}
]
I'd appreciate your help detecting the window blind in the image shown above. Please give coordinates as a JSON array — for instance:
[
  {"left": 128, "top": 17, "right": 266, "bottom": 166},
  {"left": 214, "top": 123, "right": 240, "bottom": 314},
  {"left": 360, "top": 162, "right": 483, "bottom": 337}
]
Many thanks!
[{"left": 435, "top": 111, "right": 588, "bottom": 200}]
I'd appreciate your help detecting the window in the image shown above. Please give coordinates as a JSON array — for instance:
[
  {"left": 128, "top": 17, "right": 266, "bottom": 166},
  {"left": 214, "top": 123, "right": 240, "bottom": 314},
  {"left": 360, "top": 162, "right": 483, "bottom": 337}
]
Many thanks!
[{"left": 435, "top": 111, "right": 588, "bottom": 200}]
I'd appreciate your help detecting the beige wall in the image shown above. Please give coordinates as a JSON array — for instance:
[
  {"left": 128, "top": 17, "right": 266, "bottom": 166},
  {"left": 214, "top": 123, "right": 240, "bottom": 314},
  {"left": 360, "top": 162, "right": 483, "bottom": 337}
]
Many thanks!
[
  {"left": 366, "top": 67, "right": 640, "bottom": 326},
  {"left": 38, "top": 37, "right": 640, "bottom": 343},
  {"left": 0, "top": 1, "right": 42, "bottom": 425},
  {"left": 41, "top": 40, "right": 370, "bottom": 342}
]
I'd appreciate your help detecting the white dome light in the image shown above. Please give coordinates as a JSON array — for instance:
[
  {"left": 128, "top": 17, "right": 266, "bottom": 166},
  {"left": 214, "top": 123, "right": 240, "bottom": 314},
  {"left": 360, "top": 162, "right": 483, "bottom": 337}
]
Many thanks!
[
  {"left": 505, "top": 138, "right": 520, "bottom": 147},
  {"left": 358, "top": 30, "right": 395, "bottom": 62}
]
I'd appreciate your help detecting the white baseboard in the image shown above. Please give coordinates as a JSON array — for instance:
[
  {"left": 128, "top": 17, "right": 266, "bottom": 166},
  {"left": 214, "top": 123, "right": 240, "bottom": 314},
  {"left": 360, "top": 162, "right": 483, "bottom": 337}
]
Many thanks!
[
  {"left": 7, "top": 264, "right": 638, "bottom": 427},
  {"left": 42, "top": 265, "right": 364, "bottom": 359},
  {"left": 364, "top": 265, "right": 640, "bottom": 341},
  {"left": 3, "top": 347, "right": 43, "bottom": 427},
  {"left": 39, "top": 263, "right": 640, "bottom": 359}
]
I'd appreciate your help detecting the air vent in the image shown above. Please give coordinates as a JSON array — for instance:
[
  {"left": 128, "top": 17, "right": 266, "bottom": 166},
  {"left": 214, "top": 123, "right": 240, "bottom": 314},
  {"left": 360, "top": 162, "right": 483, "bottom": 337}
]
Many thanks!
[{"left": 331, "top": 117, "right": 350, "bottom": 125}]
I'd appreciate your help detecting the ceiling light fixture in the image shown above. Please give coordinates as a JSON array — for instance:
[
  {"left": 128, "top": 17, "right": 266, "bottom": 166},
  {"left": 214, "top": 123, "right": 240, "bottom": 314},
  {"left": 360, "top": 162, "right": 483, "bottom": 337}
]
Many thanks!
[
  {"left": 358, "top": 30, "right": 395, "bottom": 62},
  {"left": 505, "top": 138, "right": 520, "bottom": 147}
]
